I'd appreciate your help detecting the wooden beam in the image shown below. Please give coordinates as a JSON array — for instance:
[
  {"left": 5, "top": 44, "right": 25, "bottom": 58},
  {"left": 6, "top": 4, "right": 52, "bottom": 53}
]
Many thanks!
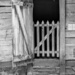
[{"left": 59, "top": 0, "right": 66, "bottom": 75}]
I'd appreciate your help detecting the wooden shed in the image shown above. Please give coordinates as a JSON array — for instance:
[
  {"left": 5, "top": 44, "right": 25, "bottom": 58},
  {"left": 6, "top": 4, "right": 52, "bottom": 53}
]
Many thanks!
[{"left": 0, "top": 0, "right": 75, "bottom": 75}]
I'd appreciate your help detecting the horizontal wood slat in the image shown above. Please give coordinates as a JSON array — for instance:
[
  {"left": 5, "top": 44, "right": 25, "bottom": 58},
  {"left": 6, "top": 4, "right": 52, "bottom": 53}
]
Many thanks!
[
  {"left": 0, "top": 46, "right": 12, "bottom": 54},
  {"left": 66, "top": 46, "right": 75, "bottom": 59},
  {"left": 0, "top": 40, "right": 12, "bottom": 46},
  {"left": 66, "top": 4, "right": 75, "bottom": 11},
  {"left": 0, "top": 7, "right": 11, "bottom": 13},
  {"left": 66, "top": 31, "right": 75, "bottom": 37},
  {"left": 0, "top": 13, "right": 11, "bottom": 19},
  {"left": 0, "top": 55, "right": 12, "bottom": 62},
  {"left": 0, "top": 19, "right": 12, "bottom": 26},
  {"left": 0, "top": 1, "right": 11, "bottom": 6},
  {"left": 66, "top": 0, "right": 75, "bottom": 3},
  {"left": 66, "top": 37, "right": 75, "bottom": 45},
  {"left": 35, "top": 51, "right": 59, "bottom": 54}
]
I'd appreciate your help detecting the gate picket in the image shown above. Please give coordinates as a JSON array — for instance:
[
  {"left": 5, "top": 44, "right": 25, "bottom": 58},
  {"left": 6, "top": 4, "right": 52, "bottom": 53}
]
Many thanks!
[
  {"left": 47, "top": 21, "right": 49, "bottom": 57},
  {"left": 34, "top": 21, "right": 59, "bottom": 58},
  {"left": 36, "top": 21, "right": 39, "bottom": 57},
  {"left": 52, "top": 21, "right": 55, "bottom": 57}
]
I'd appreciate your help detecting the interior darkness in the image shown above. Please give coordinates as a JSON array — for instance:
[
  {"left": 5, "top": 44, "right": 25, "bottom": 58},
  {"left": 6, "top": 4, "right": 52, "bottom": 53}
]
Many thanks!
[{"left": 33, "top": 0, "right": 59, "bottom": 23}]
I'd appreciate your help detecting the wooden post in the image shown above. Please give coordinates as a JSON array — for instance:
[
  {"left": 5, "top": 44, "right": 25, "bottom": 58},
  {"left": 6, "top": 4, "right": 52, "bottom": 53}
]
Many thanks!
[{"left": 59, "top": 0, "right": 66, "bottom": 75}]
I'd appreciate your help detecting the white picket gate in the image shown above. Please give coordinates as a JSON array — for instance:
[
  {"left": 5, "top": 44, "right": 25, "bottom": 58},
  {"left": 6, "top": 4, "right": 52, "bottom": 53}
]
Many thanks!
[{"left": 34, "top": 21, "right": 59, "bottom": 58}]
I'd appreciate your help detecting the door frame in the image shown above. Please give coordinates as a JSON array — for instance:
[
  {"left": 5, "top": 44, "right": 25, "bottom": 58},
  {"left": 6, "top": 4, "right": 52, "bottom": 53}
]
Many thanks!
[{"left": 59, "top": 0, "right": 66, "bottom": 75}]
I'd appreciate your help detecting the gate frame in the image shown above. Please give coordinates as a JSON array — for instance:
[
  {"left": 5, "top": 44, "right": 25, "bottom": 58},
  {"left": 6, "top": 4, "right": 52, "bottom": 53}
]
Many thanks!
[{"left": 59, "top": 0, "right": 66, "bottom": 75}]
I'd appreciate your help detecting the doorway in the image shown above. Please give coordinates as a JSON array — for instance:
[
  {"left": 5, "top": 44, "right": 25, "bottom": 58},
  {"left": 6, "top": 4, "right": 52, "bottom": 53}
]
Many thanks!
[{"left": 33, "top": 0, "right": 60, "bottom": 59}]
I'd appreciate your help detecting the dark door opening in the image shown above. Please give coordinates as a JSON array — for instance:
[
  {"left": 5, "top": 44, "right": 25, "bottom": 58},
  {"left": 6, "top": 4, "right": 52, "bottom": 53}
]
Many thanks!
[
  {"left": 33, "top": 0, "right": 59, "bottom": 23},
  {"left": 33, "top": 0, "right": 59, "bottom": 59}
]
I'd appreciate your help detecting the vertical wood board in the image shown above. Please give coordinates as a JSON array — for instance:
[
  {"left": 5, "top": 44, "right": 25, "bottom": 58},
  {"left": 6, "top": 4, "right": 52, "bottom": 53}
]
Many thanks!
[{"left": 60, "top": 0, "right": 66, "bottom": 75}]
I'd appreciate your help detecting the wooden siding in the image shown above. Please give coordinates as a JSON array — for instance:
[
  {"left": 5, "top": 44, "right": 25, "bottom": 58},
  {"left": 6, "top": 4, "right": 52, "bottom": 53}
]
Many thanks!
[
  {"left": 0, "top": 0, "right": 12, "bottom": 62},
  {"left": 66, "top": 0, "right": 75, "bottom": 74},
  {"left": 60, "top": 0, "right": 66, "bottom": 75},
  {"left": 66, "top": 0, "right": 75, "bottom": 60},
  {"left": 0, "top": 0, "right": 11, "bottom": 6}
]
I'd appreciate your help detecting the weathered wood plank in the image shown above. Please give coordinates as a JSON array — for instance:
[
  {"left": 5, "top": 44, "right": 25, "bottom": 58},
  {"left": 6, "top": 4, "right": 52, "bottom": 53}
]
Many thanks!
[
  {"left": 0, "top": 13, "right": 11, "bottom": 19},
  {"left": 0, "top": 55, "right": 12, "bottom": 62},
  {"left": 66, "top": 46, "right": 75, "bottom": 59},
  {"left": 12, "top": 5, "right": 19, "bottom": 56},
  {"left": 6, "top": 29, "right": 12, "bottom": 35},
  {"left": 34, "top": 59, "right": 59, "bottom": 68},
  {"left": 66, "top": 0, "right": 75, "bottom": 3},
  {"left": 0, "top": 19, "right": 12, "bottom": 26},
  {"left": 66, "top": 4, "right": 75, "bottom": 13},
  {"left": 42, "top": 23, "right": 44, "bottom": 57},
  {"left": 0, "top": 1, "right": 11, "bottom": 6},
  {"left": 0, "top": 46, "right": 12, "bottom": 55},
  {"left": 60, "top": 0, "right": 66, "bottom": 75},
  {"left": 66, "top": 18, "right": 75, "bottom": 23},
  {"left": 57, "top": 24, "right": 59, "bottom": 57},
  {"left": 47, "top": 25, "right": 49, "bottom": 57},
  {"left": 67, "top": 12, "right": 75, "bottom": 18},
  {"left": 0, "top": 7, "right": 11, "bottom": 13},
  {"left": 37, "top": 23, "right": 39, "bottom": 57},
  {"left": 67, "top": 15, "right": 75, "bottom": 21},
  {"left": 66, "top": 60, "right": 75, "bottom": 66},
  {"left": 0, "top": 40, "right": 12, "bottom": 46},
  {"left": 52, "top": 23, "right": 55, "bottom": 57},
  {"left": 0, "top": 30, "right": 6, "bottom": 36},
  {"left": 66, "top": 31, "right": 75, "bottom": 37},
  {"left": 66, "top": 37, "right": 75, "bottom": 45}
]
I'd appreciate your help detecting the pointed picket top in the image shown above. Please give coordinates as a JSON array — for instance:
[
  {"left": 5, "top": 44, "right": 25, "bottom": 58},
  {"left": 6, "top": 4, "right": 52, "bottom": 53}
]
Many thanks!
[
  {"left": 52, "top": 21, "right": 55, "bottom": 25},
  {"left": 41, "top": 21, "right": 44, "bottom": 24},
  {"left": 46, "top": 21, "right": 50, "bottom": 25},
  {"left": 57, "top": 21, "right": 59, "bottom": 25},
  {"left": 36, "top": 21, "right": 39, "bottom": 25}
]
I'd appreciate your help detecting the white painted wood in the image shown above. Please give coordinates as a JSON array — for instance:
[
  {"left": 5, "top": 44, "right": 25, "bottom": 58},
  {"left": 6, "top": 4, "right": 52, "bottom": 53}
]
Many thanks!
[
  {"left": 12, "top": 5, "right": 19, "bottom": 56},
  {"left": 52, "top": 21, "right": 55, "bottom": 57},
  {"left": 42, "top": 21, "right": 44, "bottom": 57},
  {"left": 47, "top": 22, "right": 49, "bottom": 57},
  {"left": 27, "top": 7, "right": 34, "bottom": 57},
  {"left": 34, "top": 27, "right": 55, "bottom": 51},
  {"left": 37, "top": 23, "right": 39, "bottom": 57},
  {"left": 67, "top": 24, "right": 73, "bottom": 30},
  {"left": 15, "top": 5, "right": 28, "bottom": 47},
  {"left": 57, "top": 22, "right": 59, "bottom": 57},
  {"left": 66, "top": 46, "right": 75, "bottom": 59},
  {"left": 23, "top": 6, "right": 29, "bottom": 57}
]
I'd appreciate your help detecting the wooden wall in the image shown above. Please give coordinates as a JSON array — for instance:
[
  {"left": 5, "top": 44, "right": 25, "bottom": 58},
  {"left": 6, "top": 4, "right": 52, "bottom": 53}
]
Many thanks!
[
  {"left": 66, "top": 0, "right": 75, "bottom": 59},
  {"left": 0, "top": 0, "right": 12, "bottom": 62}
]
